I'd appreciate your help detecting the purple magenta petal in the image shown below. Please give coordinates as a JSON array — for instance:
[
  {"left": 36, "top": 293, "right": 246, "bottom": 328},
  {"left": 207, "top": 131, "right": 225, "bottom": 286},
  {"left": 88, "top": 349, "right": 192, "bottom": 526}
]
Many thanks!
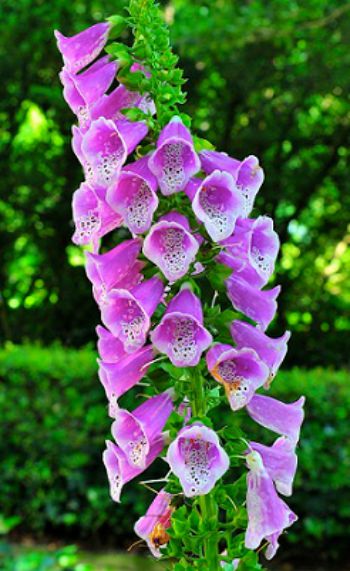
[
  {"left": 98, "top": 345, "right": 155, "bottom": 408},
  {"left": 226, "top": 275, "right": 281, "bottom": 331},
  {"left": 143, "top": 217, "right": 199, "bottom": 282},
  {"left": 103, "top": 436, "right": 164, "bottom": 503},
  {"left": 192, "top": 170, "right": 244, "bottom": 242},
  {"left": 85, "top": 238, "right": 142, "bottom": 304},
  {"left": 148, "top": 117, "right": 201, "bottom": 195},
  {"left": 72, "top": 183, "right": 122, "bottom": 247},
  {"left": 96, "top": 325, "right": 127, "bottom": 363},
  {"left": 81, "top": 118, "right": 128, "bottom": 187},
  {"left": 107, "top": 156, "right": 159, "bottom": 234},
  {"left": 60, "top": 57, "right": 118, "bottom": 130},
  {"left": 230, "top": 320, "right": 290, "bottom": 385},
  {"left": 245, "top": 451, "right": 297, "bottom": 559},
  {"left": 206, "top": 345, "right": 269, "bottom": 411},
  {"left": 247, "top": 394, "right": 305, "bottom": 445},
  {"left": 250, "top": 437, "right": 298, "bottom": 497},
  {"left": 54, "top": 22, "right": 111, "bottom": 73},
  {"left": 151, "top": 290, "right": 212, "bottom": 367},
  {"left": 166, "top": 423, "right": 229, "bottom": 497},
  {"left": 200, "top": 150, "right": 241, "bottom": 178},
  {"left": 111, "top": 391, "right": 173, "bottom": 469},
  {"left": 101, "top": 278, "right": 164, "bottom": 351}
]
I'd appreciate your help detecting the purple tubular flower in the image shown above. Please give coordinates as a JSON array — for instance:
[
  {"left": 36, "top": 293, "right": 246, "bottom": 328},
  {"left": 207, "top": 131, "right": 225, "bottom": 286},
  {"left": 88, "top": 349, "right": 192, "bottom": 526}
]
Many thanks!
[
  {"left": 143, "top": 213, "right": 199, "bottom": 282},
  {"left": 101, "top": 277, "right": 164, "bottom": 352},
  {"left": 134, "top": 490, "right": 173, "bottom": 558},
  {"left": 98, "top": 345, "right": 155, "bottom": 411},
  {"left": 206, "top": 345, "right": 269, "bottom": 411},
  {"left": 249, "top": 437, "right": 298, "bottom": 497},
  {"left": 200, "top": 150, "right": 241, "bottom": 178},
  {"left": 54, "top": 22, "right": 111, "bottom": 73},
  {"left": 226, "top": 275, "right": 281, "bottom": 331},
  {"left": 166, "top": 423, "right": 229, "bottom": 497},
  {"left": 245, "top": 450, "right": 297, "bottom": 559},
  {"left": 148, "top": 116, "right": 201, "bottom": 195},
  {"left": 247, "top": 394, "right": 305, "bottom": 445},
  {"left": 107, "top": 156, "right": 159, "bottom": 234},
  {"left": 103, "top": 436, "right": 164, "bottom": 503},
  {"left": 112, "top": 391, "right": 173, "bottom": 468},
  {"left": 72, "top": 183, "right": 122, "bottom": 248},
  {"left": 85, "top": 238, "right": 142, "bottom": 304},
  {"left": 59, "top": 56, "right": 118, "bottom": 130},
  {"left": 219, "top": 217, "right": 280, "bottom": 288},
  {"left": 81, "top": 117, "right": 148, "bottom": 187},
  {"left": 200, "top": 151, "right": 264, "bottom": 216},
  {"left": 192, "top": 170, "right": 243, "bottom": 242},
  {"left": 96, "top": 325, "right": 127, "bottom": 363},
  {"left": 151, "top": 288, "right": 212, "bottom": 367},
  {"left": 230, "top": 320, "right": 291, "bottom": 387}
]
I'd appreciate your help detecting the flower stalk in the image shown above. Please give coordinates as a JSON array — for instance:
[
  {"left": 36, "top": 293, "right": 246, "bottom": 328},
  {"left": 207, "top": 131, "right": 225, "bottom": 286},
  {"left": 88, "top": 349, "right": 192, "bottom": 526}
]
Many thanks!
[{"left": 55, "top": 1, "right": 306, "bottom": 569}]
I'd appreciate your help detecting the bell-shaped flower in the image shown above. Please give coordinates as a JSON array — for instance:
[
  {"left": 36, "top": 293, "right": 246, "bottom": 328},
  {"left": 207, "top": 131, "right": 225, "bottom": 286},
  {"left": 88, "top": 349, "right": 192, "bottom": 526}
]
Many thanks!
[
  {"left": 249, "top": 437, "right": 298, "bottom": 497},
  {"left": 226, "top": 275, "right": 281, "bottom": 331},
  {"left": 81, "top": 117, "right": 148, "bottom": 187},
  {"left": 101, "top": 277, "right": 165, "bottom": 352},
  {"left": 191, "top": 170, "right": 244, "bottom": 242},
  {"left": 96, "top": 325, "right": 127, "bottom": 363},
  {"left": 200, "top": 151, "right": 264, "bottom": 216},
  {"left": 206, "top": 345, "right": 269, "bottom": 411},
  {"left": 72, "top": 183, "right": 122, "bottom": 249},
  {"left": 245, "top": 450, "right": 297, "bottom": 559},
  {"left": 103, "top": 436, "right": 164, "bottom": 503},
  {"left": 54, "top": 22, "right": 111, "bottom": 73},
  {"left": 111, "top": 391, "right": 173, "bottom": 468},
  {"left": 247, "top": 394, "right": 305, "bottom": 445},
  {"left": 134, "top": 490, "right": 173, "bottom": 558},
  {"left": 143, "top": 212, "right": 200, "bottom": 282},
  {"left": 85, "top": 238, "right": 143, "bottom": 304},
  {"left": 148, "top": 116, "right": 201, "bottom": 195},
  {"left": 200, "top": 150, "right": 241, "bottom": 178},
  {"left": 166, "top": 422, "right": 229, "bottom": 497},
  {"left": 107, "top": 156, "right": 159, "bottom": 234},
  {"left": 59, "top": 56, "right": 118, "bottom": 130},
  {"left": 230, "top": 320, "right": 290, "bottom": 386},
  {"left": 151, "top": 288, "right": 212, "bottom": 367},
  {"left": 98, "top": 345, "right": 155, "bottom": 413},
  {"left": 219, "top": 217, "right": 280, "bottom": 288}
]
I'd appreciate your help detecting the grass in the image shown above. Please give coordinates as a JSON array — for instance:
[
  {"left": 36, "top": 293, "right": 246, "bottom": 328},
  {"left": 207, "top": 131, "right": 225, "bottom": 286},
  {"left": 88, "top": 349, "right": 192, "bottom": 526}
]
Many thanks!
[{"left": 80, "top": 550, "right": 166, "bottom": 571}]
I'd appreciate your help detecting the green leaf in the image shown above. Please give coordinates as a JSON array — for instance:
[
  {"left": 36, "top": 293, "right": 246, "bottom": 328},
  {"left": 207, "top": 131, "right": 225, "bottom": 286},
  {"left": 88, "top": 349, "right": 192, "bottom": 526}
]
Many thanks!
[
  {"left": 107, "top": 15, "right": 128, "bottom": 38},
  {"left": 208, "top": 264, "right": 233, "bottom": 291}
]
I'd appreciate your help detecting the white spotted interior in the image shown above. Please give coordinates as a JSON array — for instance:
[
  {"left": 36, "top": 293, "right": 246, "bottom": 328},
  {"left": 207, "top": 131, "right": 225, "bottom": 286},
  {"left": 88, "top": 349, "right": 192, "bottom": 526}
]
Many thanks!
[
  {"left": 126, "top": 180, "right": 153, "bottom": 231},
  {"left": 161, "top": 143, "right": 185, "bottom": 194},
  {"left": 162, "top": 228, "right": 187, "bottom": 278},
  {"left": 76, "top": 210, "right": 100, "bottom": 242},
  {"left": 251, "top": 246, "right": 272, "bottom": 277},
  {"left": 127, "top": 437, "right": 148, "bottom": 466},
  {"left": 171, "top": 317, "right": 197, "bottom": 363},
  {"left": 181, "top": 438, "right": 213, "bottom": 495},
  {"left": 198, "top": 185, "right": 229, "bottom": 238},
  {"left": 97, "top": 146, "right": 125, "bottom": 186}
]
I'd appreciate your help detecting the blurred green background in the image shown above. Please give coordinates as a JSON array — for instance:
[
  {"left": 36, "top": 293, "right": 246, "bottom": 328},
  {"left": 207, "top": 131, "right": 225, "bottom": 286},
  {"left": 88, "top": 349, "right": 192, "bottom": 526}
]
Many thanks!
[{"left": 1, "top": 0, "right": 350, "bottom": 569}]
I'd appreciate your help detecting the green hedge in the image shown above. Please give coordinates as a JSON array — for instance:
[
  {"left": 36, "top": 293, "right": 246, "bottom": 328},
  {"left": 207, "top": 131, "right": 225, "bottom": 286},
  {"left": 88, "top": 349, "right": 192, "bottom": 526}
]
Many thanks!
[{"left": 0, "top": 344, "right": 349, "bottom": 558}]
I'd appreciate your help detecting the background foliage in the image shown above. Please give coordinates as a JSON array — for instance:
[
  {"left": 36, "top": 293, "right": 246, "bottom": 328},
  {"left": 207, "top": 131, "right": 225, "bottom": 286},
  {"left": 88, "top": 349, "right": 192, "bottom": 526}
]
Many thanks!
[
  {"left": 1, "top": 344, "right": 349, "bottom": 560},
  {"left": 1, "top": 0, "right": 350, "bottom": 367},
  {"left": 1, "top": 0, "right": 350, "bottom": 566}
]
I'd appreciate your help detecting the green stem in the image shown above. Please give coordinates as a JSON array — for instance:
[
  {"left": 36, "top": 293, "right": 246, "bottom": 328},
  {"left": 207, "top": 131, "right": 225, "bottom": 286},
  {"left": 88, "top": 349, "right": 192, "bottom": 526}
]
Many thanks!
[{"left": 189, "top": 367, "right": 219, "bottom": 570}]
